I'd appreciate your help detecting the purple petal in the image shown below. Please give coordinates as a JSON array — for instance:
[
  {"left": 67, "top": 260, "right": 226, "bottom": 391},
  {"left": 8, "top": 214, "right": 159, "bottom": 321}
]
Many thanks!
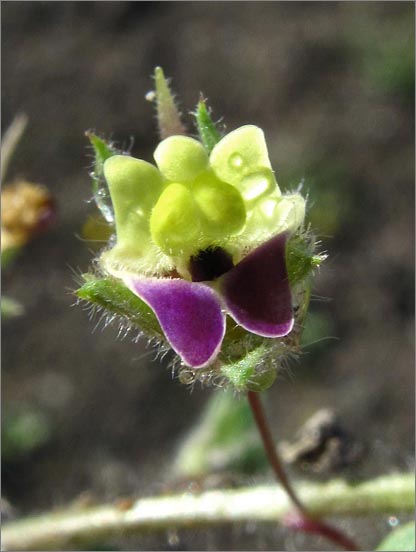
[
  {"left": 220, "top": 233, "right": 294, "bottom": 337},
  {"left": 123, "top": 277, "right": 225, "bottom": 368}
]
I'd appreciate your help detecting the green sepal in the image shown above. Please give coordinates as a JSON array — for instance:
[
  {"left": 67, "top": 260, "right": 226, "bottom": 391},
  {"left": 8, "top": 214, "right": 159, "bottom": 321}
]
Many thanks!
[
  {"left": 286, "top": 235, "right": 323, "bottom": 286},
  {"left": 86, "top": 132, "right": 119, "bottom": 223},
  {"left": 195, "top": 100, "right": 222, "bottom": 153},
  {"left": 154, "top": 67, "right": 185, "bottom": 139},
  {"left": 87, "top": 132, "right": 116, "bottom": 169},
  {"left": 220, "top": 344, "right": 276, "bottom": 392},
  {"left": 76, "top": 275, "right": 163, "bottom": 338}
]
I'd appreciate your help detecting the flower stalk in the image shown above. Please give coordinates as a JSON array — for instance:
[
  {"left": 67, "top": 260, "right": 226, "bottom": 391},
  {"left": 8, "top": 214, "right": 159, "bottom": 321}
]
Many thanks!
[{"left": 247, "top": 390, "right": 360, "bottom": 551}]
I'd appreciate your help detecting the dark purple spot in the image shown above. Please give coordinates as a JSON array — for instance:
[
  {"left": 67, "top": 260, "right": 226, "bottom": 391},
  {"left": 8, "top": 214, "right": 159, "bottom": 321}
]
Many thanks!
[{"left": 189, "top": 247, "right": 234, "bottom": 282}]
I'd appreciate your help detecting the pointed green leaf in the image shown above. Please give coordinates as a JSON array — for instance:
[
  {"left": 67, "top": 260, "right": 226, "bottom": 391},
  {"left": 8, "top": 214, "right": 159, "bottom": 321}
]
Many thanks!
[
  {"left": 154, "top": 67, "right": 185, "bottom": 139},
  {"left": 195, "top": 101, "right": 222, "bottom": 153},
  {"left": 76, "top": 276, "right": 163, "bottom": 338}
]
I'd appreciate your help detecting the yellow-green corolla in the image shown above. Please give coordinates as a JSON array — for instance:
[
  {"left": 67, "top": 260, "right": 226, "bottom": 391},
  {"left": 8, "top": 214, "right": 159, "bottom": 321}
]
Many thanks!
[{"left": 99, "top": 124, "right": 306, "bottom": 369}]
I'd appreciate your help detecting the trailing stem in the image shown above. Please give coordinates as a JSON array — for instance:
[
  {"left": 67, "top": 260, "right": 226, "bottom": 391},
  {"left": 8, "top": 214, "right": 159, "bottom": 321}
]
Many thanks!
[
  {"left": 247, "top": 390, "right": 360, "bottom": 551},
  {"left": 2, "top": 473, "right": 413, "bottom": 550}
]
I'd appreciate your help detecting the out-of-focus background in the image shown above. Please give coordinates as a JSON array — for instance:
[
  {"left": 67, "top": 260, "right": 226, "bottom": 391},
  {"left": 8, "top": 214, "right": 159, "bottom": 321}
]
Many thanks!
[{"left": 2, "top": 2, "right": 414, "bottom": 550}]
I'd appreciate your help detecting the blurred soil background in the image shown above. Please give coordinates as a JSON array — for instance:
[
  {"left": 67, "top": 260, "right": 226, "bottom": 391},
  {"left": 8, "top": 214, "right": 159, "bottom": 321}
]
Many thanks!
[{"left": 2, "top": 2, "right": 414, "bottom": 550}]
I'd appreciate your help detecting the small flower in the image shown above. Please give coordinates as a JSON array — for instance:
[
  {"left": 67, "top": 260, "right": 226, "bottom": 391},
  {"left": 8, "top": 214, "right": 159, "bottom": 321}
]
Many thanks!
[
  {"left": 100, "top": 125, "right": 305, "bottom": 369},
  {"left": 1, "top": 181, "right": 56, "bottom": 252},
  {"left": 1, "top": 114, "right": 56, "bottom": 257},
  {"left": 79, "top": 68, "right": 323, "bottom": 390}
]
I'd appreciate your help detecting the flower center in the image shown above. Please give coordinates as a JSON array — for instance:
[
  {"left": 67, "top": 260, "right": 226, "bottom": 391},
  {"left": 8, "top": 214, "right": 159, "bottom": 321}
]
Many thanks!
[{"left": 189, "top": 247, "right": 234, "bottom": 282}]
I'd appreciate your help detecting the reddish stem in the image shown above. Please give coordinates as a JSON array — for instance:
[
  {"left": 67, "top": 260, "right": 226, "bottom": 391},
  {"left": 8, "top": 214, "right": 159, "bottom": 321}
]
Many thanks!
[{"left": 247, "top": 391, "right": 360, "bottom": 551}]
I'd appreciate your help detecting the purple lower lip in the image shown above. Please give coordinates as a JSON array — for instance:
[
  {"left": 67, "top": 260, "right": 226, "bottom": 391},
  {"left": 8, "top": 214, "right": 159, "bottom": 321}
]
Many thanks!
[{"left": 125, "top": 277, "right": 226, "bottom": 368}]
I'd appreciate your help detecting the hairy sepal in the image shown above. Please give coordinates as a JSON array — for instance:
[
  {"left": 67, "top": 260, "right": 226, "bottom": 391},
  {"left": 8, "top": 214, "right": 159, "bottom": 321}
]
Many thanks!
[
  {"left": 195, "top": 100, "right": 222, "bottom": 153},
  {"left": 76, "top": 275, "right": 163, "bottom": 339},
  {"left": 86, "top": 132, "right": 121, "bottom": 224}
]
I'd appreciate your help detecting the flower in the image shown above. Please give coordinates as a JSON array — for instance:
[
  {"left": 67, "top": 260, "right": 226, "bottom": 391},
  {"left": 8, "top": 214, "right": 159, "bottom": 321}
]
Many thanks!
[
  {"left": 99, "top": 125, "right": 307, "bottom": 370},
  {"left": 1, "top": 181, "right": 56, "bottom": 252}
]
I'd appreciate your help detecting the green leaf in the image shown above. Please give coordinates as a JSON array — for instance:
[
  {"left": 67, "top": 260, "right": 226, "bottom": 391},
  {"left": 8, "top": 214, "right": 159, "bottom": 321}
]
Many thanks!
[
  {"left": 86, "top": 132, "right": 119, "bottom": 223},
  {"left": 377, "top": 521, "right": 415, "bottom": 551},
  {"left": 195, "top": 101, "right": 222, "bottom": 153},
  {"left": 76, "top": 276, "right": 163, "bottom": 338}
]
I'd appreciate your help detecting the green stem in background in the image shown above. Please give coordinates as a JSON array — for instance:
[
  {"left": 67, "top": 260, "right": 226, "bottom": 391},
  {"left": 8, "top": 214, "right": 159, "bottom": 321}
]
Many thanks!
[
  {"left": 247, "top": 391, "right": 360, "bottom": 551},
  {"left": 2, "top": 473, "right": 413, "bottom": 551}
]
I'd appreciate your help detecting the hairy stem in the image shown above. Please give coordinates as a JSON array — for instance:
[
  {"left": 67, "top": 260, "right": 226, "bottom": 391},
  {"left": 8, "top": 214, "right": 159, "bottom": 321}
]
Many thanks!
[
  {"left": 2, "top": 473, "right": 413, "bottom": 551},
  {"left": 247, "top": 390, "right": 360, "bottom": 550}
]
